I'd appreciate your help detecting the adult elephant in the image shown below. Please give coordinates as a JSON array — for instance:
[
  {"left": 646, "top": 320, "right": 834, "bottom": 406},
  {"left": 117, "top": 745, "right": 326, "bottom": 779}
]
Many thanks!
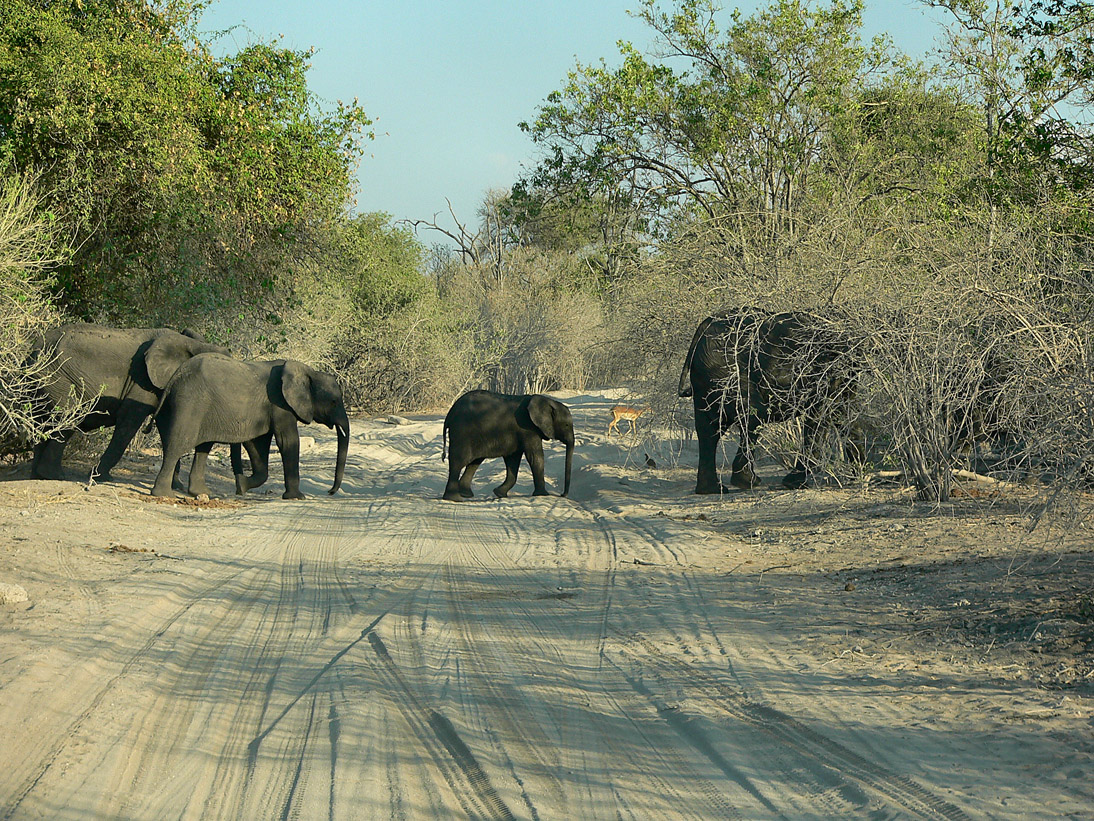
[
  {"left": 678, "top": 309, "right": 859, "bottom": 494},
  {"left": 442, "top": 390, "right": 573, "bottom": 501},
  {"left": 28, "top": 323, "right": 231, "bottom": 481},
  {"left": 147, "top": 354, "right": 349, "bottom": 499}
]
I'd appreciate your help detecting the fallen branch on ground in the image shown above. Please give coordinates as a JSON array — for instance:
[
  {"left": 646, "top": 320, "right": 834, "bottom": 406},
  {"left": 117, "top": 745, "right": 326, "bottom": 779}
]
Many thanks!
[{"left": 867, "top": 468, "right": 1018, "bottom": 489}]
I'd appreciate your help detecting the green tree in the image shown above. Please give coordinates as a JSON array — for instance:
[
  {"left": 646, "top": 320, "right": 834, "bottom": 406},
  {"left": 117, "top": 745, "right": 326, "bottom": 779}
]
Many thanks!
[
  {"left": 0, "top": 0, "right": 371, "bottom": 330},
  {"left": 507, "top": 178, "right": 644, "bottom": 283},
  {"left": 522, "top": 0, "right": 894, "bottom": 231},
  {"left": 824, "top": 77, "right": 980, "bottom": 209},
  {"left": 925, "top": 0, "right": 1094, "bottom": 238}
]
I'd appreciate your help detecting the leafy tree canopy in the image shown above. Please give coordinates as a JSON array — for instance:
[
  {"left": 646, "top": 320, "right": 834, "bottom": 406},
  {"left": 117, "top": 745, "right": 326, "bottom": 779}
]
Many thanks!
[
  {"left": 927, "top": 0, "right": 1094, "bottom": 197},
  {"left": 521, "top": 0, "right": 898, "bottom": 228},
  {"left": 0, "top": 0, "right": 372, "bottom": 326}
]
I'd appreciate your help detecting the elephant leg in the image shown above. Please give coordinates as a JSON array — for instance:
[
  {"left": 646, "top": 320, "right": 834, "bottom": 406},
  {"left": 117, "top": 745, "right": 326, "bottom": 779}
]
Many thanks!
[
  {"left": 94, "top": 401, "right": 149, "bottom": 482},
  {"left": 31, "top": 431, "right": 74, "bottom": 480},
  {"left": 844, "top": 424, "right": 866, "bottom": 466},
  {"left": 273, "top": 423, "right": 304, "bottom": 500},
  {"left": 151, "top": 437, "right": 191, "bottom": 498},
  {"left": 525, "top": 440, "right": 550, "bottom": 496},
  {"left": 187, "top": 444, "right": 214, "bottom": 497},
  {"left": 229, "top": 442, "right": 243, "bottom": 477},
  {"left": 694, "top": 396, "right": 732, "bottom": 494},
  {"left": 784, "top": 414, "right": 820, "bottom": 489},
  {"left": 782, "top": 462, "right": 809, "bottom": 489},
  {"left": 237, "top": 432, "right": 273, "bottom": 494},
  {"left": 493, "top": 452, "right": 523, "bottom": 498},
  {"left": 243, "top": 439, "right": 268, "bottom": 488},
  {"left": 443, "top": 456, "right": 468, "bottom": 501},
  {"left": 730, "top": 416, "right": 763, "bottom": 489},
  {"left": 458, "top": 458, "right": 483, "bottom": 498}
]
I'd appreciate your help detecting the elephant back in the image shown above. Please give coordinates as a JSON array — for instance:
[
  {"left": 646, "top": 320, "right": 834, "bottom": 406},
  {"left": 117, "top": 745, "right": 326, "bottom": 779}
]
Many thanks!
[
  {"left": 686, "top": 310, "right": 766, "bottom": 396},
  {"left": 33, "top": 323, "right": 226, "bottom": 406},
  {"left": 142, "top": 329, "right": 229, "bottom": 391},
  {"left": 38, "top": 324, "right": 155, "bottom": 407}
]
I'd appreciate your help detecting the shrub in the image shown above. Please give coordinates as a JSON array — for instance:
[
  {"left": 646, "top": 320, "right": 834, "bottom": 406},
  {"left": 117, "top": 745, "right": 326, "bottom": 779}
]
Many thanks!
[
  {"left": 0, "top": 173, "right": 94, "bottom": 456},
  {"left": 280, "top": 214, "right": 471, "bottom": 413}
]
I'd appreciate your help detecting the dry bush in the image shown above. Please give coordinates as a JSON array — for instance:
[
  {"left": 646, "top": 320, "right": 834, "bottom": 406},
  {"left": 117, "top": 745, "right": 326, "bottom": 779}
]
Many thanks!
[
  {"left": 0, "top": 173, "right": 97, "bottom": 456},
  {"left": 334, "top": 306, "right": 473, "bottom": 414},
  {"left": 607, "top": 202, "right": 1093, "bottom": 503},
  {"left": 279, "top": 267, "right": 473, "bottom": 414},
  {"left": 438, "top": 246, "right": 607, "bottom": 395},
  {"left": 848, "top": 293, "right": 1005, "bottom": 500},
  {"left": 843, "top": 206, "right": 1094, "bottom": 502},
  {"left": 977, "top": 283, "right": 1094, "bottom": 491}
]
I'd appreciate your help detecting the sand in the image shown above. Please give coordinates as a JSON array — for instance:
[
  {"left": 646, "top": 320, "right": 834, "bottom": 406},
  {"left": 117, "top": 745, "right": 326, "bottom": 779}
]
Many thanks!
[{"left": 0, "top": 389, "right": 1090, "bottom": 819}]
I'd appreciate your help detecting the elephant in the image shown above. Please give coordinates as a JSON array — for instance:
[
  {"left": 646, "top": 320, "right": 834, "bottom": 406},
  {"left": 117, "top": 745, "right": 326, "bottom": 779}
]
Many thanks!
[
  {"left": 442, "top": 390, "right": 574, "bottom": 501},
  {"left": 678, "top": 308, "right": 860, "bottom": 494},
  {"left": 147, "top": 354, "right": 349, "bottom": 499},
  {"left": 27, "top": 323, "right": 232, "bottom": 481}
]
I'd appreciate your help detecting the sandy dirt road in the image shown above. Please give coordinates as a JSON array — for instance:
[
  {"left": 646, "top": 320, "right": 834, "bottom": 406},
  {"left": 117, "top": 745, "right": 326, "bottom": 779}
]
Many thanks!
[{"left": 0, "top": 391, "right": 1090, "bottom": 819}]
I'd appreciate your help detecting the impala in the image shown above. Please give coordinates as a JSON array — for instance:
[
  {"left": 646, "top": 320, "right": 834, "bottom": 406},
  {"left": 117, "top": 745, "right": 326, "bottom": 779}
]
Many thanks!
[{"left": 607, "top": 405, "right": 647, "bottom": 437}]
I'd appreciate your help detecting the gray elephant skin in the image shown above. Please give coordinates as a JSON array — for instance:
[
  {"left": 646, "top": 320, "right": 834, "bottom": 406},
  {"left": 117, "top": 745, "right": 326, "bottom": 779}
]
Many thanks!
[
  {"left": 442, "top": 390, "right": 574, "bottom": 501},
  {"left": 679, "top": 308, "right": 859, "bottom": 494},
  {"left": 27, "top": 323, "right": 230, "bottom": 481},
  {"left": 148, "top": 353, "right": 349, "bottom": 499}
]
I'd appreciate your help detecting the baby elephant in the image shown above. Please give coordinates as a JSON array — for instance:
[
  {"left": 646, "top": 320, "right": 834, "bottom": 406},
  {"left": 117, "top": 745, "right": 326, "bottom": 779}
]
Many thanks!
[
  {"left": 148, "top": 353, "right": 349, "bottom": 499},
  {"left": 442, "top": 390, "right": 574, "bottom": 501}
]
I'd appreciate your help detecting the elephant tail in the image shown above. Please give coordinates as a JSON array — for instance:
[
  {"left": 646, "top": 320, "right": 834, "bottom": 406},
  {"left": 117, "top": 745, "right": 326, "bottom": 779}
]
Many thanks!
[
  {"left": 441, "top": 419, "right": 448, "bottom": 461},
  {"left": 142, "top": 390, "right": 170, "bottom": 435},
  {"left": 679, "top": 315, "right": 718, "bottom": 398}
]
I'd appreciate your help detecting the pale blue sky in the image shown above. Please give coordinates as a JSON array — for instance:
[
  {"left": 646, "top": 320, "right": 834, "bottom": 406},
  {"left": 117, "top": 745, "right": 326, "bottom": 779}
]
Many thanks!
[{"left": 198, "top": 1, "right": 947, "bottom": 234}]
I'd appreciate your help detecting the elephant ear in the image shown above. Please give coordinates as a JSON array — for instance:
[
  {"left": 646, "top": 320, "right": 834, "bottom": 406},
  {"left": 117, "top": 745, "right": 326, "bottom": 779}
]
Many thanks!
[
  {"left": 144, "top": 335, "right": 196, "bottom": 389},
  {"left": 281, "top": 360, "right": 315, "bottom": 424},
  {"left": 528, "top": 395, "right": 557, "bottom": 440}
]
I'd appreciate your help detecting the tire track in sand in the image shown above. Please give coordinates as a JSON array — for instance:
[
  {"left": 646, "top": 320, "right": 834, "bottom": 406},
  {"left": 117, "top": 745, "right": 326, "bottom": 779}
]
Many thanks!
[
  {"left": 428, "top": 498, "right": 751, "bottom": 819},
  {"left": 593, "top": 508, "right": 971, "bottom": 820},
  {"left": 0, "top": 558, "right": 254, "bottom": 820}
]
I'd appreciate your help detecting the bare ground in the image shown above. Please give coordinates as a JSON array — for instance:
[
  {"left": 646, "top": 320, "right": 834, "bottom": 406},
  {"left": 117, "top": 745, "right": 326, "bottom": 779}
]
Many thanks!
[{"left": 0, "top": 390, "right": 1091, "bottom": 819}]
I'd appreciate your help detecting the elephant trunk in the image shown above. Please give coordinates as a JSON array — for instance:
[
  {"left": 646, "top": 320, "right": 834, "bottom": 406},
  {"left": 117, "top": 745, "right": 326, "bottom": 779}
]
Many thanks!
[
  {"left": 330, "top": 410, "right": 350, "bottom": 495},
  {"left": 561, "top": 435, "right": 573, "bottom": 498}
]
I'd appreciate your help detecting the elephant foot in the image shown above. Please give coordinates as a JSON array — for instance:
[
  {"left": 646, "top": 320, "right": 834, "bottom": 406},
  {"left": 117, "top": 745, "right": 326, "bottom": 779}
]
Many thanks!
[
  {"left": 150, "top": 486, "right": 186, "bottom": 499},
  {"left": 695, "top": 484, "right": 734, "bottom": 495},
  {"left": 282, "top": 489, "right": 306, "bottom": 500},
  {"left": 460, "top": 488, "right": 474, "bottom": 498},
  {"left": 31, "top": 456, "right": 63, "bottom": 480},
  {"left": 95, "top": 470, "right": 116, "bottom": 483},
  {"left": 492, "top": 487, "right": 510, "bottom": 498},
  {"left": 532, "top": 488, "right": 551, "bottom": 497},
  {"left": 235, "top": 474, "right": 247, "bottom": 496},
  {"left": 781, "top": 471, "right": 808, "bottom": 489},
  {"left": 442, "top": 490, "right": 467, "bottom": 502},
  {"left": 730, "top": 472, "right": 762, "bottom": 490}
]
